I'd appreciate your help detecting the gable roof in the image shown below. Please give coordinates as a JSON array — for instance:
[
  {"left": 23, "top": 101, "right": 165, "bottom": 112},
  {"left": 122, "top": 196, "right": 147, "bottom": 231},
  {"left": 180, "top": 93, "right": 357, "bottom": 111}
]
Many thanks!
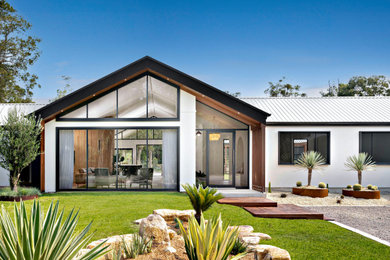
[
  {"left": 34, "top": 56, "right": 270, "bottom": 124},
  {"left": 0, "top": 103, "right": 47, "bottom": 125},
  {"left": 242, "top": 96, "right": 390, "bottom": 125}
]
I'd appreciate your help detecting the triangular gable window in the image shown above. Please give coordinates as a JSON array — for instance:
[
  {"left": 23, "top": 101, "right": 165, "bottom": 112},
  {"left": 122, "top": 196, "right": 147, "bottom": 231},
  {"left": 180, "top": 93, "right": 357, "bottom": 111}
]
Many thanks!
[{"left": 59, "top": 74, "right": 179, "bottom": 120}]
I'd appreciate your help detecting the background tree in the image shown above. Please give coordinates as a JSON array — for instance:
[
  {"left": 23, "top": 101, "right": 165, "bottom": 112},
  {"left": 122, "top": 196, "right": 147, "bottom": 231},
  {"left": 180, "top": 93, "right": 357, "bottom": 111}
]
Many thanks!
[
  {"left": 0, "top": 109, "right": 42, "bottom": 192},
  {"left": 320, "top": 75, "right": 390, "bottom": 96},
  {"left": 264, "top": 77, "right": 307, "bottom": 97},
  {"left": 0, "top": 0, "right": 41, "bottom": 103},
  {"left": 50, "top": 75, "right": 72, "bottom": 102},
  {"left": 224, "top": 90, "right": 241, "bottom": 97}
]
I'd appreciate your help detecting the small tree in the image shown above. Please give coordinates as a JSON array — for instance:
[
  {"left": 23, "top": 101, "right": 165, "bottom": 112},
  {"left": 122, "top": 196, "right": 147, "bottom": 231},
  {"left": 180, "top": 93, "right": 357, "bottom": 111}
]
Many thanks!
[
  {"left": 0, "top": 108, "right": 42, "bottom": 192},
  {"left": 295, "top": 151, "right": 325, "bottom": 186},
  {"left": 345, "top": 153, "right": 376, "bottom": 185}
]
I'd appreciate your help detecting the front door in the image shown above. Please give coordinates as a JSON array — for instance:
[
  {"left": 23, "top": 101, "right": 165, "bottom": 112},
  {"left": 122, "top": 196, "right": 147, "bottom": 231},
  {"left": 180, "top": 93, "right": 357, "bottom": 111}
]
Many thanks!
[{"left": 207, "top": 131, "right": 234, "bottom": 187}]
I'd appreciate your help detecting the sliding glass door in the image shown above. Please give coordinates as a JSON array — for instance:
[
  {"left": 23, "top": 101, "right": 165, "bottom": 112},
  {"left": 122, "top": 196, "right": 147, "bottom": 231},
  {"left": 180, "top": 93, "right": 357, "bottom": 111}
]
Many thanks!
[{"left": 58, "top": 128, "right": 178, "bottom": 191}]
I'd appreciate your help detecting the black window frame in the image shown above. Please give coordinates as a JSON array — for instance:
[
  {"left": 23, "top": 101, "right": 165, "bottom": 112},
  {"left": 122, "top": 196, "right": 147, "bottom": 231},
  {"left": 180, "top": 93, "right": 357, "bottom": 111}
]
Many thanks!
[
  {"left": 56, "top": 72, "right": 180, "bottom": 121},
  {"left": 359, "top": 131, "right": 390, "bottom": 165},
  {"left": 278, "top": 131, "right": 331, "bottom": 165}
]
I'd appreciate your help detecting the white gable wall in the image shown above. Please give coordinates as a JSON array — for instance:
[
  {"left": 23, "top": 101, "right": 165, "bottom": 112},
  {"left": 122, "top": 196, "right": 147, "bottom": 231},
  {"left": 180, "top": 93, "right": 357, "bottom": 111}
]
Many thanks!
[
  {"left": 266, "top": 125, "right": 390, "bottom": 188},
  {"left": 44, "top": 90, "right": 196, "bottom": 192}
]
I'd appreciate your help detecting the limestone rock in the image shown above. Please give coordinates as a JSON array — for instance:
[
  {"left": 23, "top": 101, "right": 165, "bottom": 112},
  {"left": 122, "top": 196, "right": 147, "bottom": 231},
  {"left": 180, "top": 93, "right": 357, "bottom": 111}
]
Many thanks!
[
  {"left": 241, "top": 236, "right": 260, "bottom": 245},
  {"left": 133, "top": 218, "right": 145, "bottom": 224},
  {"left": 153, "top": 209, "right": 195, "bottom": 222},
  {"left": 165, "top": 246, "right": 177, "bottom": 253},
  {"left": 251, "top": 245, "right": 290, "bottom": 260},
  {"left": 139, "top": 214, "right": 170, "bottom": 244},
  {"left": 73, "top": 248, "right": 91, "bottom": 259},
  {"left": 249, "top": 232, "right": 272, "bottom": 240},
  {"left": 168, "top": 229, "right": 177, "bottom": 240},
  {"left": 86, "top": 234, "right": 134, "bottom": 260}
]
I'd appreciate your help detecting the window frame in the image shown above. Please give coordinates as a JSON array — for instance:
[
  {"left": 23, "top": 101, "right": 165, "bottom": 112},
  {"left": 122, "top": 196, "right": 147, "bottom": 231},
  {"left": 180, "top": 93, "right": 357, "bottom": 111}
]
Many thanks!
[
  {"left": 278, "top": 131, "right": 331, "bottom": 165},
  {"left": 56, "top": 72, "right": 180, "bottom": 121},
  {"left": 359, "top": 131, "right": 390, "bottom": 165}
]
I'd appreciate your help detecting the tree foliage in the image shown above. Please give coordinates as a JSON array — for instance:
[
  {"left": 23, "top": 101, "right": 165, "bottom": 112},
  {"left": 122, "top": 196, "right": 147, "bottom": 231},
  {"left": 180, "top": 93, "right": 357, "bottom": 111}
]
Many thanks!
[
  {"left": 320, "top": 75, "right": 390, "bottom": 96},
  {"left": 0, "top": 0, "right": 41, "bottom": 103},
  {"left": 224, "top": 91, "right": 241, "bottom": 97},
  {"left": 0, "top": 109, "right": 42, "bottom": 191},
  {"left": 50, "top": 75, "right": 73, "bottom": 102},
  {"left": 264, "top": 77, "right": 307, "bottom": 97}
]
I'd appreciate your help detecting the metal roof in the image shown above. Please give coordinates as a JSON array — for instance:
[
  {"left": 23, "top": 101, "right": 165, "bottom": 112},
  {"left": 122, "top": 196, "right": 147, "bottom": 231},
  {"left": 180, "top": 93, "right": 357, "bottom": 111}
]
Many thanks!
[
  {"left": 241, "top": 97, "right": 390, "bottom": 125},
  {"left": 0, "top": 103, "right": 47, "bottom": 125}
]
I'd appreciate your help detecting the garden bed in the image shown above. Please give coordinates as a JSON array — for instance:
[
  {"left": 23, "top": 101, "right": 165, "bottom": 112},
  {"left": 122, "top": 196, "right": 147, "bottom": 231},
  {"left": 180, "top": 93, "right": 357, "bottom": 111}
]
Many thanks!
[
  {"left": 0, "top": 187, "right": 41, "bottom": 201},
  {"left": 292, "top": 187, "right": 328, "bottom": 198},
  {"left": 342, "top": 189, "right": 381, "bottom": 199}
]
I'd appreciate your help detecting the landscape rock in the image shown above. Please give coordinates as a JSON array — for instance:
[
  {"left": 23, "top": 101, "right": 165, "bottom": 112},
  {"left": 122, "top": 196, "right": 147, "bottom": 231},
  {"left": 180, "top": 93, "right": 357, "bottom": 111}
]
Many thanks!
[
  {"left": 249, "top": 232, "right": 272, "bottom": 240},
  {"left": 133, "top": 218, "right": 145, "bottom": 224},
  {"left": 250, "top": 245, "right": 291, "bottom": 260},
  {"left": 168, "top": 229, "right": 177, "bottom": 240},
  {"left": 153, "top": 209, "right": 195, "bottom": 222},
  {"left": 86, "top": 234, "right": 134, "bottom": 260},
  {"left": 164, "top": 246, "right": 177, "bottom": 253},
  {"left": 139, "top": 214, "right": 170, "bottom": 244},
  {"left": 241, "top": 236, "right": 261, "bottom": 245}
]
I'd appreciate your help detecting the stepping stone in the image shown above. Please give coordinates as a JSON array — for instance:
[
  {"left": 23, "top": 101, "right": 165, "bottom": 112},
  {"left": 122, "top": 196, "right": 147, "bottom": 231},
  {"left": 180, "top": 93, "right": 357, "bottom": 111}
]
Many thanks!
[
  {"left": 217, "top": 197, "right": 277, "bottom": 207},
  {"left": 244, "top": 204, "right": 324, "bottom": 220}
]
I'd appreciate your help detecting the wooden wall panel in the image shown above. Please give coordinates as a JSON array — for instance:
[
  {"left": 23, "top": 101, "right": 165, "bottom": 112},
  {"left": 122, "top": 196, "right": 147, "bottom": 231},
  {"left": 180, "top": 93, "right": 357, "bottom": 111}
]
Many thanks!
[
  {"left": 40, "top": 121, "right": 45, "bottom": 192},
  {"left": 87, "top": 130, "right": 115, "bottom": 172},
  {"left": 252, "top": 124, "right": 266, "bottom": 192},
  {"left": 74, "top": 130, "right": 87, "bottom": 175}
]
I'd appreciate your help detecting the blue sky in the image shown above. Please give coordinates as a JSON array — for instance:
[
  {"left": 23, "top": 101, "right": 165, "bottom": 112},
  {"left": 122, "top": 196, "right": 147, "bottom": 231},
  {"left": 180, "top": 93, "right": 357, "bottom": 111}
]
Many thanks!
[{"left": 11, "top": 0, "right": 390, "bottom": 102}]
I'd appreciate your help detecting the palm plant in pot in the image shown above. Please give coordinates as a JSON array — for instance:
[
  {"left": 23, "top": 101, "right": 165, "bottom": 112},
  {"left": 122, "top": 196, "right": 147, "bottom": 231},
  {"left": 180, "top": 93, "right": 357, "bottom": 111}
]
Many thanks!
[
  {"left": 295, "top": 151, "right": 326, "bottom": 187},
  {"left": 345, "top": 153, "right": 375, "bottom": 185}
]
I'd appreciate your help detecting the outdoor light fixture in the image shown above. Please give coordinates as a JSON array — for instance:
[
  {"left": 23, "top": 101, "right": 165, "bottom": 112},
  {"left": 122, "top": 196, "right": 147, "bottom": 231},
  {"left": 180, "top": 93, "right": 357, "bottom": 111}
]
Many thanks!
[{"left": 196, "top": 130, "right": 202, "bottom": 136}]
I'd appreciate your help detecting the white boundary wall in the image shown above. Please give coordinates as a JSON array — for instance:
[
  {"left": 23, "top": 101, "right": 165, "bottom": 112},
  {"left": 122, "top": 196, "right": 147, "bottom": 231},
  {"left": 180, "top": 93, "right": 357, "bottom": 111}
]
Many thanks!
[
  {"left": 44, "top": 90, "right": 196, "bottom": 192},
  {"left": 265, "top": 125, "right": 390, "bottom": 187}
]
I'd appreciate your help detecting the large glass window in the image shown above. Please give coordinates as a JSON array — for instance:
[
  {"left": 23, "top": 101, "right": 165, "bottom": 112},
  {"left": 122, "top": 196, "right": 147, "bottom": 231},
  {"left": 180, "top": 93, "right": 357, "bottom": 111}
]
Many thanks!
[
  {"left": 58, "top": 128, "right": 178, "bottom": 190},
  {"left": 58, "top": 74, "right": 179, "bottom": 120},
  {"left": 360, "top": 132, "right": 390, "bottom": 164},
  {"left": 279, "top": 132, "right": 330, "bottom": 164}
]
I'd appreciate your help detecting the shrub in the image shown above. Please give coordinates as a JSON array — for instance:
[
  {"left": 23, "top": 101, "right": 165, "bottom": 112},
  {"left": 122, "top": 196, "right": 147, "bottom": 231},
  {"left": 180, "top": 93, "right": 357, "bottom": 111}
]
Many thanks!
[
  {"left": 345, "top": 153, "right": 376, "bottom": 185},
  {"left": 296, "top": 181, "right": 302, "bottom": 187},
  {"left": 0, "top": 200, "right": 108, "bottom": 259},
  {"left": 346, "top": 185, "right": 352, "bottom": 189},
  {"left": 178, "top": 214, "right": 246, "bottom": 260},
  {"left": 367, "top": 184, "right": 373, "bottom": 190},
  {"left": 353, "top": 184, "right": 362, "bottom": 191},
  {"left": 318, "top": 182, "right": 326, "bottom": 188},
  {"left": 372, "top": 186, "right": 378, "bottom": 190},
  {"left": 122, "top": 234, "right": 152, "bottom": 259},
  {"left": 280, "top": 193, "right": 287, "bottom": 198},
  {"left": 295, "top": 151, "right": 325, "bottom": 186},
  {"left": 231, "top": 238, "right": 247, "bottom": 256},
  {"left": 340, "top": 195, "right": 345, "bottom": 199},
  {"left": 182, "top": 184, "right": 223, "bottom": 223},
  {"left": 0, "top": 187, "right": 41, "bottom": 197},
  {"left": 268, "top": 182, "right": 272, "bottom": 193}
]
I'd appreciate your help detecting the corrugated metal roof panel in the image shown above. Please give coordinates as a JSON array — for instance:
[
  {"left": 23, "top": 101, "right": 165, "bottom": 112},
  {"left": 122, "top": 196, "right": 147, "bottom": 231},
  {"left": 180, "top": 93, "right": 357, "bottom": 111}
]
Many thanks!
[
  {"left": 241, "top": 97, "right": 390, "bottom": 123},
  {"left": 0, "top": 103, "right": 47, "bottom": 125}
]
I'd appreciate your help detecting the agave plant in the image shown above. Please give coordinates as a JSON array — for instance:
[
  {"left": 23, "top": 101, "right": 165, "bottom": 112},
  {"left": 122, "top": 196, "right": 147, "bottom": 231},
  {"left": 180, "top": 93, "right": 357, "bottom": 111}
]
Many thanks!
[
  {"left": 122, "top": 233, "right": 152, "bottom": 259},
  {"left": 182, "top": 184, "right": 224, "bottom": 223},
  {"left": 345, "top": 153, "right": 376, "bottom": 185},
  {"left": 0, "top": 200, "right": 108, "bottom": 260},
  {"left": 295, "top": 151, "right": 325, "bottom": 186},
  {"left": 178, "top": 214, "right": 246, "bottom": 260}
]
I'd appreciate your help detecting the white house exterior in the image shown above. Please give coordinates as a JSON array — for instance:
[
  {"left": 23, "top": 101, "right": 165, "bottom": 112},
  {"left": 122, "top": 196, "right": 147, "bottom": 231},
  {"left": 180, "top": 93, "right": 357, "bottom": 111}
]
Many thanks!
[
  {"left": 0, "top": 57, "right": 389, "bottom": 192},
  {"left": 244, "top": 97, "right": 390, "bottom": 188}
]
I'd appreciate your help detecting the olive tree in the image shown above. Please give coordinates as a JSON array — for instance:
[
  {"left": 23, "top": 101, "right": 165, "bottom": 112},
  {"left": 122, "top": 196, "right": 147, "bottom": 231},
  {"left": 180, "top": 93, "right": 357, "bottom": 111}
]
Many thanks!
[{"left": 0, "top": 108, "right": 42, "bottom": 192}]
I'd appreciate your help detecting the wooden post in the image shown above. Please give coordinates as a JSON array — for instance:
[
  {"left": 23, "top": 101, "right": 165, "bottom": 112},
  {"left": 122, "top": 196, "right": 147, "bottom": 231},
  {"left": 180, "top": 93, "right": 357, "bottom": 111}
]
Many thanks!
[
  {"left": 252, "top": 124, "right": 266, "bottom": 192},
  {"left": 40, "top": 121, "right": 45, "bottom": 192}
]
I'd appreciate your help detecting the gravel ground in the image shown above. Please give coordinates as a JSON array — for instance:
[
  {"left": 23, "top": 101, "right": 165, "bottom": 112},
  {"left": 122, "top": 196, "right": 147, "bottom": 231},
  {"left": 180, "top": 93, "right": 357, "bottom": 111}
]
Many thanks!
[
  {"left": 267, "top": 190, "right": 390, "bottom": 206},
  {"left": 307, "top": 206, "right": 390, "bottom": 243}
]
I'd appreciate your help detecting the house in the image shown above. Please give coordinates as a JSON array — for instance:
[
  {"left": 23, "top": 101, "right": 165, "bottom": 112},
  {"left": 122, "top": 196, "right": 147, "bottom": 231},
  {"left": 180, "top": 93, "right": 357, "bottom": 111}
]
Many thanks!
[{"left": 0, "top": 56, "right": 389, "bottom": 192}]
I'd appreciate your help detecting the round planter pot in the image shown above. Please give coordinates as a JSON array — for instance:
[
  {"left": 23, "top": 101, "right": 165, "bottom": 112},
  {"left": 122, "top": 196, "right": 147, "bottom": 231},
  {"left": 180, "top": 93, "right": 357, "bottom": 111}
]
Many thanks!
[
  {"left": 292, "top": 187, "right": 328, "bottom": 198},
  {"left": 0, "top": 195, "right": 39, "bottom": 202},
  {"left": 342, "top": 189, "right": 380, "bottom": 199}
]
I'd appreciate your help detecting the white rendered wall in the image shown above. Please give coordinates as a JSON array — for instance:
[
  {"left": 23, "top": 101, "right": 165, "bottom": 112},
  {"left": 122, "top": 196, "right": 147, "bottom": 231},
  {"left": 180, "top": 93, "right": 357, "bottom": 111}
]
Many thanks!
[
  {"left": 0, "top": 167, "right": 9, "bottom": 186},
  {"left": 44, "top": 90, "right": 196, "bottom": 192},
  {"left": 265, "top": 126, "right": 390, "bottom": 188}
]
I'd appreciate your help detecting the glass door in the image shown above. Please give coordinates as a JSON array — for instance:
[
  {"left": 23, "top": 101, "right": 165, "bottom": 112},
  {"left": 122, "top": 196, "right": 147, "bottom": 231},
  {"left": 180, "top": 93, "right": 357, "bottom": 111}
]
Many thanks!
[{"left": 207, "top": 131, "right": 234, "bottom": 186}]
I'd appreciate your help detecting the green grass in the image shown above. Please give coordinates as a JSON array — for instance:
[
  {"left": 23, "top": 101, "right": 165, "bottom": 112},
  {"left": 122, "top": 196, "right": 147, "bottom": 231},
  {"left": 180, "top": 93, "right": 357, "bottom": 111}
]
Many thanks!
[{"left": 1, "top": 192, "right": 389, "bottom": 259}]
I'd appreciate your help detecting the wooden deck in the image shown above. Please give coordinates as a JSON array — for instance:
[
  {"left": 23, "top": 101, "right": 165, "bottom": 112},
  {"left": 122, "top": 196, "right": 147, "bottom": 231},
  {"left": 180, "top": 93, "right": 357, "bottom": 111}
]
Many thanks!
[
  {"left": 218, "top": 197, "right": 325, "bottom": 220},
  {"left": 244, "top": 204, "right": 324, "bottom": 220},
  {"left": 217, "top": 197, "right": 277, "bottom": 207}
]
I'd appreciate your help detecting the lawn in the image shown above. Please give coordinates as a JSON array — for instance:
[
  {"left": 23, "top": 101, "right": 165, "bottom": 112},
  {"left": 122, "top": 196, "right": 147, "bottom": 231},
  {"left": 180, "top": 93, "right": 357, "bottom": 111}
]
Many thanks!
[{"left": 1, "top": 192, "right": 389, "bottom": 260}]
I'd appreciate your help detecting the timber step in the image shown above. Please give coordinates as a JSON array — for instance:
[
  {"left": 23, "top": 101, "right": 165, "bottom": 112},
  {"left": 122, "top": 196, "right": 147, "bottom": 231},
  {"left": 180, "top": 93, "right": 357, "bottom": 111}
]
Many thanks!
[
  {"left": 217, "top": 197, "right": 278, "bottom": 207},
  {"left": 244, "top": 204, "right": 324, "bottom": 220}
]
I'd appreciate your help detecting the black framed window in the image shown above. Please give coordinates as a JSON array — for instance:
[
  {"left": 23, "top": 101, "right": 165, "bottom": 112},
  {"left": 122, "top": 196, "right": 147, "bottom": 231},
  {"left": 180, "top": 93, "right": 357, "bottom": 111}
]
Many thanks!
[
  {"left": 360, "top": 132, "right": 390, "bottom": 164},
  {"left": 279, "top": 132, "right": 330, "bottom": 164},
  {"left": 58, "top": 73, "right": 180, "bottom": 121}
]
